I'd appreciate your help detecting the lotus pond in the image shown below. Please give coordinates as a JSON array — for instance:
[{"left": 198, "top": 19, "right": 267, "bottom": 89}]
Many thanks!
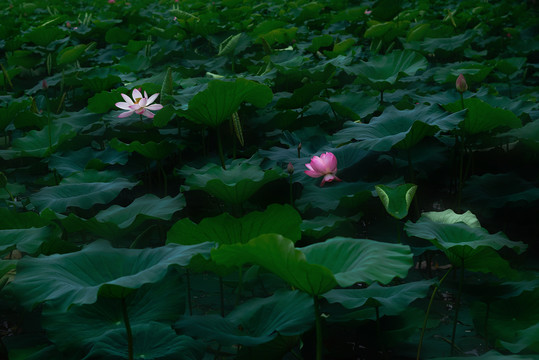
[{"left": 0, "top": 0, "right": 538, "bottom": 359}]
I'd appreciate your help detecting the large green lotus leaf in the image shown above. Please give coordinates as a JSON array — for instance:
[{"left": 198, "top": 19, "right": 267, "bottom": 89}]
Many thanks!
[
  {"left": 375, "top": 183, "right": 417, "bottom": 219},
  {"left": 10, "top": 240, "right": 214, "bottom": 311},
  {"left": 444, "top": 98, "right": 521, "bottom": 135},
  {"left": 95, "top": 194, "right": 185, "bottom": 229},
  {"left": 174, "top": 290, "right": 314, "bottom": 346},
  {"left": 332, "top": 105, "right": 466, "bottom": 151},
  {"left": 405, "top": 212, "right": 527, "bottom": 254},
  {"left": 500, "top": 323, "right": 539, "bottom": 353},
  {"left": 49, "top": 147, "right": 128, "bottom": 177},
  {"left": 501, "top": 119, "right": 539, "bottom": 143},
  {"left": 329, "top": 91, "right": 380, "bottom": 121},
  {"left": 0, "top": 208, "right": 51, "bottom": 229},
  {"left": 11, "top": 123, "right": 77, "bottom": 158},
  {"left": 109, "top": 138, "right": 176, "bottom": 160},
  {"left": 472, "top": 290, "right": 539, "bottom": 355},
  {"left": 211, "top": 234, "right": 337, "bottom": 296},
  {"left": 180, "top": 159, "right": 286, "bottom": 205},
  {"left": 463, "top": 173, "right": 539, "bottom": 209},
  {"left": 352, "top": 50, "right": 428, "bottom": 91},
  {"left": 182, "top": 78, "right": 273, "bottom": 127},
  {"left": 167, "top": 204, "right": 301, "bottom": 245},
  {"left": 421, "top": 209, "right": 481, "bottom": 228},
  {"left": 41, "top": 271, "right": 185, "bottom": 352},
  {"left": 403, "top": 30, "right": 475, "bottom": 53},
  {"left": 0, "top": 227, "right": 53, "bottom": 255},
  {"left": 300, "top": 237, "right": 413, "bottom": 287},
  {"left": 295, "top": 178, "right": 375, "bottom": 212},
  {"left": 30, "top": 178, "right": 138, "bottom": 213},
  {"left": 323, "top": 280, "right": 433, "bottom": 316},
  {"left": 433, "top": 62, "right": 493, "bottom": 85},
  {"left": 301, "top": 214, "right": 356, "bottom": 239},
  {"left": 26, "top": 26, "right": 66, "bottom": 47},
  {"left": 83, "top": 322, "right": 204, "bottom": 360},
  {"left": 430, "top": 350, "right": 539, "bottom": 360}
]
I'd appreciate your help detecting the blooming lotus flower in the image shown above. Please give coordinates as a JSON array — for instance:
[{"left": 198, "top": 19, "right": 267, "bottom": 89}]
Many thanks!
[
  {"left": 115, "top": 88, "right": 163, "bottom": 119},
  {"left": 456, "top": 74, "right": 468, "bottom": 93},
  {"left": 304, "top": 152, "right": 341, "bottom": 187}
]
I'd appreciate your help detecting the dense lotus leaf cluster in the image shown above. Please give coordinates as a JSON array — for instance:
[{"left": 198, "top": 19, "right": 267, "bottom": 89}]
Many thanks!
[{"left": 0, "top": 0, "right": 538, "bottom": 359}]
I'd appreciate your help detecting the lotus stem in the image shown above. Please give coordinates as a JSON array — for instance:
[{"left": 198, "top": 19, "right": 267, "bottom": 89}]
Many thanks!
[
  {"left": 289, "top": 174, "right": 294, "bottom": 206},
  {"left": 219, "top": 276, "right": 225, "bottom": 317},
  {"left": 216, "top": 125, "right": 226, "bottom": 170},
  {"left": 121, "top": 298, "right": 134, "bottom": 360},
  {"left": 451, "top": 260, "right": 465, "bottom": 355},
  {"left": 313, "top": 295, "right": 323, "bottom": 360},
  {"left": 186, "top": 268, "right": 193, "bottom": 316},
  {"left": 417, "top": 266, "right": 452, "bottom": 360}
]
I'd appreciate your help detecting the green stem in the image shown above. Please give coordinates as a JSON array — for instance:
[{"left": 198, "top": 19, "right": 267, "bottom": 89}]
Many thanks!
[
  {"left": 417, "top": 266, "right": 453, "bottom": 360},
  {"left": 459, "top": 92, "right": 465, "bottom": 111},
  {"left": 235, "top": 266, "right": 243, "bottom": 306},
  {"left": 121, "top": 298, "right": 134, "bottom": 360},
  {"left": 219, "top": 276, "right": 225, "bottom": 317},
  {"left": 313, "top": 295, "right": 323, "bottom": 360},
  {"left": 456, "top": 136, "right": 465, "bottom": 210},
  {"left": 289, "top": 174, "right": 294, "bottom": 206},
  {"left": 216, "top": 125, "right": 226, "bottom": 170},
  {"left": 451, "top": 260, "right": 465, "bottom": 355},
  {"left": 186, "top": 269, "right": 193, "bottom": 316}
]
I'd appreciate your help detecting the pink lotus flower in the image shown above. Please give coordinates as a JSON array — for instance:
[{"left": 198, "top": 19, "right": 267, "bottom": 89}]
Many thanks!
[
  {"left": 304, "top": 152, "right": 341, "bottom": 187},
  {"left": 115, "top": 88, "right": 163, "bottom": 119}
]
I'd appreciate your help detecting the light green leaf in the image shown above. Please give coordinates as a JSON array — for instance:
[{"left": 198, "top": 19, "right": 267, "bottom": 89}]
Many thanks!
[{"left": 375, "top": 183, "right": 417, "bottom": 219}]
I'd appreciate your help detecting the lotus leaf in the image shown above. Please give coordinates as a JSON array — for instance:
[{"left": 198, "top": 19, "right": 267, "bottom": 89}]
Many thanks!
[
  {"left": 167, "top": 203, "right": 301, "bottom": 245},
  {"left": 174, "top": 290, "right": 313, "bottom": 346},
  {"left": 375, "top": 183, "right": 417, "bottom": 219},
  {"left": 10, "top": 240, "right": 214, "bottom": 311}
]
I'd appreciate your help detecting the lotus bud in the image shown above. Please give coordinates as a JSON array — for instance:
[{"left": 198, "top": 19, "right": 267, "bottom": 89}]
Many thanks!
[
  {"left": 287, "top": 162, "right": 294, "bottom": 175},
  {"left": 456, "top": 74, "right": 468, "bottom": 93},
  {"left": 297, "top": 143, "right": 302, "bottom": 158}
]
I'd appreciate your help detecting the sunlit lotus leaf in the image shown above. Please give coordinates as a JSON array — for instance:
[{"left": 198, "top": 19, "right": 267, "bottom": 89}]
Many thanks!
[
  {"left": 323, "top": 280, "right": 434, "bottom": 316},
  {"left": 10, "top": 240, "right": 214, "bottom": 311},
  {"left": 179, "top": 159, "right": 286, "bottom": 205},
  {"left": 110, "top": 138, "right": 176, "bottom": 160},
  {"left": 301, "top": 237, "right": 413, "bottom": 287},
  {"left": 333, "top": 105, "right": 466, "bottom": 151},
  {"left": 472, "top": 289, "right": 539, "bottom": 355},
  {"left": 375, "top": 183, "right": 417, "bottom": 219},
  {"left": 182, "top": 78, "right": 272, "bottom": 127},
  {"left": 421, "top": 209, "right": 481, "bottom": 228},
  {"left": 83, "top": 322, "right": 204, "bottom": 360},
  {"left": 405, "top": 211, "right": 527, "bottom": 277},
  {"left": 30, "top": 178, "right": 137, "bottom": 213},
  {"left": 211, "top": 234, "right": 338, "bottom": 296},
  {"left": 174, "top": 290, "right": 314, "bottom": 346},
  {"left": 167, "top": 204, "right": 301, "bottom": 245},
  {"left": 95, "top": 194, "right": 185, "bottom": 229},
  {"left": 352, "top": 50, "right": 428, "bottom": 91},
  {"left": 0, "top": 227, "right": 54, "bottom": 255},
  {"left": 49, "top": 147, "right": 128, "bottom": 177},
  {"left": 444, "top": 98, "right": 521, "bottom": 135},
  {"left": 11, "top": 123, "right": 77, "bottom": 158},
  {"left": 41, "top": 272, "right": 186, "bottom": 354},
  {"left": 463, "top": 173, "right": 539, "bottom": 210}
]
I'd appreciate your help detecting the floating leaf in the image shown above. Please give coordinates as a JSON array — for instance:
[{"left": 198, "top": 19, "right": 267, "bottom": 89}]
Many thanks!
[
  {"left": 212, "top": 234, "right": 338, "bottom": 296},
  {"left": 30, "top": 178, "right": 137, "bottom": 213},
  {"left": 352, "top": 50, "right": 428, "bottom": 91},
  {"left": 10, "top": 240, "right": 214, "bottom": 311},
  {"left": 375, "top": 183, "right": 417, "bottom": 219},
  {"left": 179, "top": 159, "right": 286, "bottom": 205},
  {"left": 323, "top": 280, "right": 434, "bottom": 316},
  {"left": 167, "top": 204, "right": 301, "bottom": 245},
  {"left": 174, "top": 290, "right": 313, "bottom": 346},
  {"left": 183, "top": 78, "right": 273, "bottom": 127}
]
